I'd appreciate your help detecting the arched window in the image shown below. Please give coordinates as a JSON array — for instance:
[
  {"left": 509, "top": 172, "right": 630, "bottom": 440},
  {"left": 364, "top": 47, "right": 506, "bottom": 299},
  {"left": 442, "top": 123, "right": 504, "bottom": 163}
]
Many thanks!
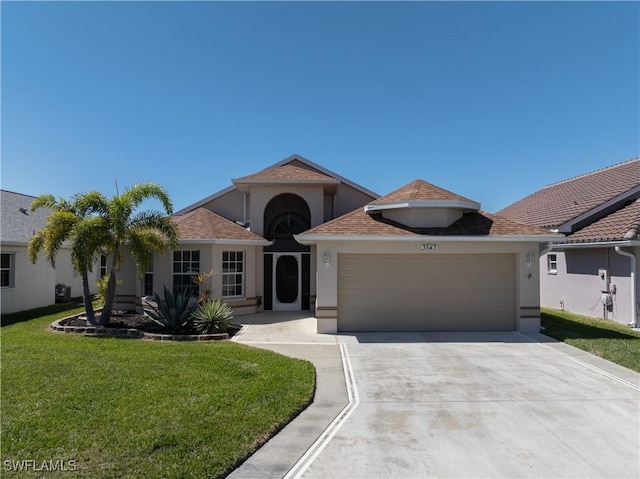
[{"left": 269, "top": 213, "right": 309, "bottom": 240}]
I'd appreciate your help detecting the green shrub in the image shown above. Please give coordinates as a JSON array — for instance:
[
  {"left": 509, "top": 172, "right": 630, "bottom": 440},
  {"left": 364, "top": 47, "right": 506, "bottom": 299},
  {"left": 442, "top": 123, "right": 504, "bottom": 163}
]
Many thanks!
[
  {"left": 95, "top": 275, "right": 122, "bottom": 305},
  {"left": 143, "top": 286, "right": 194, "bottom": 334},
  {"left": 191, "top": 300, "right": 234, "bottom": 334}
]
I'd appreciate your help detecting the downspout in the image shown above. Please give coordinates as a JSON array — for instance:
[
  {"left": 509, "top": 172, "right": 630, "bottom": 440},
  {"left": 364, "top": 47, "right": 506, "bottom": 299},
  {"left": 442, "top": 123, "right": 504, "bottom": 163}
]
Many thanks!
[
  {"left": 614, "top": 246, "right": 637, "bottom": 327},
  {"left": 242, "top": 193, "right": 247, "bottom": 226}
]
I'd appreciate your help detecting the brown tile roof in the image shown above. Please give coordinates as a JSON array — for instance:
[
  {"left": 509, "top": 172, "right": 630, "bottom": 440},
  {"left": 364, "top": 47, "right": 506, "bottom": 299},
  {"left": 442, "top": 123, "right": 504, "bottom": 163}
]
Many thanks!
[
  {"left": 370, "top": 179, "right": 477, "bottom": 204},
  {"left": 233, "top": 164, "right": 336, "bottom": 182},
  {"left": 565, "top": 199, "right": 640, "bottom": 243},
  {"left": 497, "top": 158, "right": 640, "bottom": 228},
  {"left": 172, "top": 208, "right": 266, "bottom": 241},
  {"left": 301, "top": 207, "right": 556, "bottom": 237}
]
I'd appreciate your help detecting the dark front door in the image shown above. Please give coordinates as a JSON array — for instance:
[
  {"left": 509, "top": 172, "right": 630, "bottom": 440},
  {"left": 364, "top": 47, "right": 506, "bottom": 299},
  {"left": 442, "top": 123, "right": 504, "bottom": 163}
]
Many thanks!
[{"left": 273, "top": 253, "right": 300, "bottom": 310}]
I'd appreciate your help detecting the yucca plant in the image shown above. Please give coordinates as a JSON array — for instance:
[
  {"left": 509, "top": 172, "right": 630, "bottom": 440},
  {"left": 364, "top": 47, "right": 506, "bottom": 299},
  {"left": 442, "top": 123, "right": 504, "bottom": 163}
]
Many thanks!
[
  {"left": 144, "top": 286, "right": 194, "bottom": 334},
  {"left": 191, "top": 300, "right": 234, "bottom": 334}
]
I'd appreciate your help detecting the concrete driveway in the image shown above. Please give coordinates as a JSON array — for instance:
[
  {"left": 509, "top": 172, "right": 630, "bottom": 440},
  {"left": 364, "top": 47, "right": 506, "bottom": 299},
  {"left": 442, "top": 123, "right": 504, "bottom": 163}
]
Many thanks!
[{"left": 231, "top": 313, "right": 640, "bottom": 479}]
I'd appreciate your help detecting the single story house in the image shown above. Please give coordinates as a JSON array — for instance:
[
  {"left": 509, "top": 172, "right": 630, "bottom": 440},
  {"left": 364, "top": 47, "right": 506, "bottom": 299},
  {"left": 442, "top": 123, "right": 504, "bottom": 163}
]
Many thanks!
[
  {"left": 497, "top": 158, "right": 639, "bottom": 327},
  {"left": 0, "top": 190, "right": 99, "bottom": 315},
  {"left": 115, "top": 154, "right": 558, "bottom": 333}
]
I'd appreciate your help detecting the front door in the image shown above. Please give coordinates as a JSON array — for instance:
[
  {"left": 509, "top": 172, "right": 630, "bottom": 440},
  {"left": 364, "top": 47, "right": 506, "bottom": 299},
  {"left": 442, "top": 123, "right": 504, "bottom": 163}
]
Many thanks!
[{"left": 273, "top": 253, "right": 301, "bottom": 311}]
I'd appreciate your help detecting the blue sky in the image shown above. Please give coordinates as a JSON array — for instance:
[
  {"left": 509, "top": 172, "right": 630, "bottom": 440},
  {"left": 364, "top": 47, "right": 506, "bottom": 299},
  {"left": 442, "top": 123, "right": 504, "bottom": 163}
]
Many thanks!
[{"left": 2, "top": 1, "right": 638, "bottom": 213}]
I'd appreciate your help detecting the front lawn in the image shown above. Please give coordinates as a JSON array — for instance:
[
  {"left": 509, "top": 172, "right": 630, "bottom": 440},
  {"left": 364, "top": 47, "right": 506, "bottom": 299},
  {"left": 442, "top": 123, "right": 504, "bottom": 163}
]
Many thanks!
[
  {"left": 541, "top": 308, "right": 640, "bottom": 373},
  {"left": 1, "top": 303, "right": 315, "bottom": 478}
]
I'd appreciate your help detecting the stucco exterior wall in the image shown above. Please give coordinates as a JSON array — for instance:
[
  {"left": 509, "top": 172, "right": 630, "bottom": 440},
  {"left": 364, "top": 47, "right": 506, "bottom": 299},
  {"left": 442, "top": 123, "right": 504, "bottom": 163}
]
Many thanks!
[
  {"left": 248, "top": 185, "right": 325, "bottom": 237},
  {"left": 541, "top": 247, "right": 639, "bottom": 325},
  {"left": 141, "top": 244, "right": 261, "bottom": 316},
  {"left": 53, "top": 249, "right": 100, "bottom": 299},
  {"left": 1, "top": 245, "right": 55, "bottom": 314},
  {"left": 334, "top": 183, "right": 378, "bottom": 217},
  {"left": 1, "top": 245, "right": 99, "bottom": 315},
  {"left": 201, "top": 188, "right": 245, "bottom": 223},
  {"left": 314, "top": 240, "right": 541, "bottom": 333}
]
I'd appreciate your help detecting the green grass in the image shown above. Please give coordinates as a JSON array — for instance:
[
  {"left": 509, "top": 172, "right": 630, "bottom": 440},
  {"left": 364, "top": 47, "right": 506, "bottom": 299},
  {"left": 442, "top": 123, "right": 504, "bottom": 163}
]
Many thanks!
[
  {"left": 541, "top": 308, "right": 640, "bottom": 372},
  {"left": 1, "top": 303, "right": 315, "bottom": 478}
]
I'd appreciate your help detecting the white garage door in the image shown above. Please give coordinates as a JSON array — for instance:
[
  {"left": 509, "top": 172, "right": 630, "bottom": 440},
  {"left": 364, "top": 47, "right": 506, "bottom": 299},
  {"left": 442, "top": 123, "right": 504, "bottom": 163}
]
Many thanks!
[{"left": 338, "top": 254, "right": 516, "bottom": 332}]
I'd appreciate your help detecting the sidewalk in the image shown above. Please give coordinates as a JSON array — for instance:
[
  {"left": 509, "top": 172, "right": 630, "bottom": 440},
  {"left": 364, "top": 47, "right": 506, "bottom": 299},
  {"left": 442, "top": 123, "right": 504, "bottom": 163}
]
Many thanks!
[{"left": 228, "top": 313, "right": 348, "bottom": 479}]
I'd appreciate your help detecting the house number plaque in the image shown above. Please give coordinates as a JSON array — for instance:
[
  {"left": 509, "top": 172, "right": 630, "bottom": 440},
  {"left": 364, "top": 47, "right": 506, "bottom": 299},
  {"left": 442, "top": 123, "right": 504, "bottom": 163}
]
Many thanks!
[{"left": 421, "top": 244, "right": 438, "bottom": 252}]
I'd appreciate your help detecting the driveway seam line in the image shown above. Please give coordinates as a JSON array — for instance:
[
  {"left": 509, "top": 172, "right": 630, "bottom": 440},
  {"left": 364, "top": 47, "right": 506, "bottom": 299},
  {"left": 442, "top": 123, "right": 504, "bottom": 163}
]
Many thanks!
[
  {"left": 283, "top": 343, "right": 360, "bottom": 479},
  {"left": 517, "top": 333, "right": 640, "bottom": 391}
]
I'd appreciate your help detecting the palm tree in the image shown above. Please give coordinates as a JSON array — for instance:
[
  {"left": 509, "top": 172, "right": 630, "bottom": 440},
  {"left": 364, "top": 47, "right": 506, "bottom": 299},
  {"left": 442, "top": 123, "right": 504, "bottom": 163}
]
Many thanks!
[
  {"left": 28, "top": 192, "right": 108, "bottom": 324},
  {"left": 98, "top": 182, "right": 178, "bottom": 326}
]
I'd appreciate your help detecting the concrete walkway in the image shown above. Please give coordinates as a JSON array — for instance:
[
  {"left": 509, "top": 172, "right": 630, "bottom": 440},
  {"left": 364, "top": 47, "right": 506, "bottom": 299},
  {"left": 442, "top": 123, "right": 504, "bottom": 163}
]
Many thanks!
[{"left": 230, "top": 313, "right": 640, "bottom": 479}]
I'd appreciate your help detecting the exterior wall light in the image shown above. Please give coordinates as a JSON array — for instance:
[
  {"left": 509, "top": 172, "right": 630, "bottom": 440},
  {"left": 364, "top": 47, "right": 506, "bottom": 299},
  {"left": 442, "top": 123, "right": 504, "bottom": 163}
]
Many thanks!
[{"left": 324, "top": 251, "right": 331, "bottom": 268}]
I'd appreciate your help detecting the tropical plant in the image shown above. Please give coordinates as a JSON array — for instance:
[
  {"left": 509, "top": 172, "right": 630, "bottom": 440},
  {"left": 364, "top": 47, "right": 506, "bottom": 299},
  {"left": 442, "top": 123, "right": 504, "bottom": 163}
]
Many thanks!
[
  {"left": 143, "top": 286, "right": 194, "bottom": 334},
  {"left": 191, "top": 300, "right": 234, "bottom": 334},
  {"left": 98, "top": 182, "right": 179, "bottom": 326},
  {"left": 95, "top": 274, "right": 122, "bottom": 305},
  {"left": 192, "top": 269, "right": 214, "bottom": 304},
  {"left": 28, "top": 192, "right": 108, "bottom": 324}
]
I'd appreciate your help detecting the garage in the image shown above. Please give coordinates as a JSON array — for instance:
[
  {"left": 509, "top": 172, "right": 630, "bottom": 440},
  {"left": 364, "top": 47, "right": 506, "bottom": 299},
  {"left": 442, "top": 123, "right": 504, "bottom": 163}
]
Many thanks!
[{"left": 338, "top": 253, "right": 516, "bottom": 332}]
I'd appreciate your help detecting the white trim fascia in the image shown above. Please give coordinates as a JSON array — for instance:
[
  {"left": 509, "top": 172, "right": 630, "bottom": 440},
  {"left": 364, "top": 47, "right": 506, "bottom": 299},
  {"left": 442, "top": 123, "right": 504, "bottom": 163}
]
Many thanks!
[
  {"left": 294, "top": 234, "right": 563, "bottom": 245},
  {"left": 1, "top": 241, "right": 28, "bottom": 247},
  {"left": 549, "top": 240, "right": 640, "bottom": 250},
  {"left": 1, "top": 241, "right": 75, "bottom": 250},
  {"left": 178, "top": 239, "right": 273, "bottom": 246},
  {"left": 557, "top": 185, "right": 640, "bottom": 233},
  {"left": 365, "top": 199, "right": 480, "bottom": 213}
]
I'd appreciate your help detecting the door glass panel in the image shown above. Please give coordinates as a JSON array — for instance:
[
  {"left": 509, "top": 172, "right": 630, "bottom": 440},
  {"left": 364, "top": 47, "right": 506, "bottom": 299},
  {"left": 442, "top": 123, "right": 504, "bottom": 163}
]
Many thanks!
[{"left": 276, "top": 255, "right": 298, "bottom": 303}]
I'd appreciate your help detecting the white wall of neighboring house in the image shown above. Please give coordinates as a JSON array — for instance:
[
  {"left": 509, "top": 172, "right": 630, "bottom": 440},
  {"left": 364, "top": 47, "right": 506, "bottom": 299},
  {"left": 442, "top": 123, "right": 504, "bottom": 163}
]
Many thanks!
[
  {"left": 540, "top": 247, "right": 639, "bottom": 326},
  {"left": 1, "top": 245, "right": 55, "bottom": 314},
  {"left": 1, "top": 245, "right": 99, "bottom": 315}
]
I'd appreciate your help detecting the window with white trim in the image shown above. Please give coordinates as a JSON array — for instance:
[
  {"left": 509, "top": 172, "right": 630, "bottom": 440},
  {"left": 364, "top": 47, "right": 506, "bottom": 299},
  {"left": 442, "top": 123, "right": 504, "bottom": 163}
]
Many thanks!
[
  {"left": 1, "top": 253, "right": 14, "bottom": 288},
  {"left": 100, "top": 254, "right": 108, "bottom": 278},
  {"left": 173, "top": 250, "right": 200, "bottom": 297},
  {"left": 222, "top": 251, "right": 244, "bottom": 297},
  {"left": 143, "top": 252, "right": 154, "bottom": 297},
  {"left": 547, "top": 254, "right": 558, "bottom": 274}
]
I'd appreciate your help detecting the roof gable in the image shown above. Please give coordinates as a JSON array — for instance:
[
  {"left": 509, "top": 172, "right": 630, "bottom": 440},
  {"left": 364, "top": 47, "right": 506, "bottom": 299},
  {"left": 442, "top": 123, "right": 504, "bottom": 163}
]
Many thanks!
[
  {"left": 233, "top": 163, "right": 335, "bottom": 182},
  {"left": 172, "top": 208, "right": 267, "bottom": 242},
  {"left": 174, "top": 154, "right": 379, "bottom": 216},
  {"left": 497, "top": 158, "right": 640, "bottom": 229},
  {"left": 563, "top": 199, "right": 640, "bottom": 243},
  {"left": 369, "top": 179, "right": 476, "bottom": 204}
]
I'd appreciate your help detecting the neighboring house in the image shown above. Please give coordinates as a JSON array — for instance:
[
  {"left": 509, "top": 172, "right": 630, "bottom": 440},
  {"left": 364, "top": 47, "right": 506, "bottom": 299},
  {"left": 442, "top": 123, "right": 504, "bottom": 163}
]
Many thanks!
[
  {"left": 497, "top": 158, "right": 640, "bottom": 327},
  {"left": 0, "top": 190, "right": 99, "bottom": 315},
  {"left": 117, "top": 154, "right": 557, "bottom": 333}
]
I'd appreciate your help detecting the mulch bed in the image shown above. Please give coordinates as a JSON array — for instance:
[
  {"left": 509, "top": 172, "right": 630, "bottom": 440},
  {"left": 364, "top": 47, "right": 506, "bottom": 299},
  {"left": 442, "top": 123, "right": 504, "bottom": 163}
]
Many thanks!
[{"left": 57, "top": 311, "right": 242, "bottom": 339}]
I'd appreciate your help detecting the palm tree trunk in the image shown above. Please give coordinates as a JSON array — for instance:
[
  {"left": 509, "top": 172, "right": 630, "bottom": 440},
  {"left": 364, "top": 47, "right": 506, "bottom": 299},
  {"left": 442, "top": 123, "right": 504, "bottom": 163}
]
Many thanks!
[{"left": 81, "top": 269, "right": 97, "bottom": 325}]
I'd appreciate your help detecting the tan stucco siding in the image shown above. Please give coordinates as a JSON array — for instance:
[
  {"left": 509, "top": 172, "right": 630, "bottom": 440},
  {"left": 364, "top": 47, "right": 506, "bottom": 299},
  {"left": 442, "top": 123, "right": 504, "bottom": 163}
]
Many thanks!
[
  {"left": 201, "top": 188, "right": 245, "bottom": 223},
  {"left": 333, "top": 183, "right": 378, "bottom": 217}
]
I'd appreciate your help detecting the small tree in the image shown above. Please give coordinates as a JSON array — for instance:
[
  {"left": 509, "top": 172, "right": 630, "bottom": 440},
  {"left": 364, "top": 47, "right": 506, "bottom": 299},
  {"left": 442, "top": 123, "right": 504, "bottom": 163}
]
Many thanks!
[
  {"left": 28, "top": 192, "right": 108, "bottom": 324},
  {"left": 98, "top": 182, "right": 178, "bottom": 326}
]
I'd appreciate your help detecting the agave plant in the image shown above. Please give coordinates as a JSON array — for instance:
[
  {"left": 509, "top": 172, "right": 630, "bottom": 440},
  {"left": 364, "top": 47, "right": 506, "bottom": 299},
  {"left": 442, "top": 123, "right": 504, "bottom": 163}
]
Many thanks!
[
  {"left": 144, "top": 286, "right": 194, "bottom": 334},
  {"left": 191, "top": 300, "right": 234, "bottom": 334}
]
